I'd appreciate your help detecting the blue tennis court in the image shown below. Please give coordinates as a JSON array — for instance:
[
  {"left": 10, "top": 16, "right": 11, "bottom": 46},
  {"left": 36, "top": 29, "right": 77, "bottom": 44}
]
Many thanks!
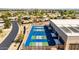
[{"left": 24, "top": 25, "right": 64, "bottom": 47}]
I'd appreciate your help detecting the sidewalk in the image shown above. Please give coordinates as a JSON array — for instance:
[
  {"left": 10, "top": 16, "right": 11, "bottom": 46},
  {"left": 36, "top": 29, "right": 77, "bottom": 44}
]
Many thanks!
[{"left": 19, "top": 24, "right": 32, "bottom": 50}]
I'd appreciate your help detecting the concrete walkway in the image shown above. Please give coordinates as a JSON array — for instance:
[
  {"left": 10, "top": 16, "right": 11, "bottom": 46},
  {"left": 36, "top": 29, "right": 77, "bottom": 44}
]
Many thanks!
[{"left": 0, "top": 21, "right": 19, "bottom": 50}]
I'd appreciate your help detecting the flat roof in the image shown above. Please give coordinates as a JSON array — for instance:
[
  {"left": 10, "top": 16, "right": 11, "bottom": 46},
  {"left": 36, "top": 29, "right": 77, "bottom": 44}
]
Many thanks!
[{"left": 50, "top": 19, "right": 79, "bottom": 36}]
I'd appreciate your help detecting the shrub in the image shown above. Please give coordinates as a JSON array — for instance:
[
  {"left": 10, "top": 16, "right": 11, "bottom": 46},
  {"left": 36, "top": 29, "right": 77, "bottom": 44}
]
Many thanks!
[
  {"left": 14, "top": 39, "right": 20, "bottom": 43},
  {"left": 18, "top": 16, "right": 22, "bottom": 25},
  {"left": 20, "top": 34, "right": 24, "bottom": 39},
  {"left": 4, "top": 19, "right": 11, "bottom": 29},
  {"left": 0, "top": 29, "right": 2, "bottom": 33},
  {"left": 71, "top": 16, "right": 76, "bottom": 19},
  {"left": 14, "top": 34, "right": 24, "bottom": 44}
]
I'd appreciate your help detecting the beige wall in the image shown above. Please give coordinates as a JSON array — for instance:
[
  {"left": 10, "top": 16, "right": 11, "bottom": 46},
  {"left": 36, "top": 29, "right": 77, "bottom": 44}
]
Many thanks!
[{"left": 65, "top": 36, "right": 79, "bottom": 50}]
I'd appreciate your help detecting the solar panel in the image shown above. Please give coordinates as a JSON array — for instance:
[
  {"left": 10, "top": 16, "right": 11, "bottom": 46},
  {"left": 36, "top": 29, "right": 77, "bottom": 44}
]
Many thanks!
[
  {"left": 60, "top": 27, "right": 71, "bottom": 33},
  {"left": 68, "top": 27, "right": 79, "bottom": 33}
]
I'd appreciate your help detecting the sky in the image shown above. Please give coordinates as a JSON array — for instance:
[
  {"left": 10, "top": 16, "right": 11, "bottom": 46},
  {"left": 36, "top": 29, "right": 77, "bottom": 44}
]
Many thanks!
[{"left": 0, "top": 0, "right": 79, "bottom": 9}]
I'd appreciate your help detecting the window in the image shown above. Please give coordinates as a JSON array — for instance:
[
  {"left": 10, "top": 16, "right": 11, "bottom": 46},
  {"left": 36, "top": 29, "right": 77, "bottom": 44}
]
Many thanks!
[{"left": 69, "top": 44, "right": 79, "bottom": 50}]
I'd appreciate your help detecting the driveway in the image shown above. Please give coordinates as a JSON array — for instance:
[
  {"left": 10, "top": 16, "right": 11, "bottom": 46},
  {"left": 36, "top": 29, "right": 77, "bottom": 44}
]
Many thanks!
[{"left": 0, "top": 21, "right": 19, "bottom": 50}]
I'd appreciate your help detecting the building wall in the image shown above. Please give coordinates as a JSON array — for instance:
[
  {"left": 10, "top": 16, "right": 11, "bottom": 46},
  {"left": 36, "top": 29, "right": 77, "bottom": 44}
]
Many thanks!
[
  {"left": 65, "top": 36, "right": 79, "bottom": 50},
  {"left": 50, "top": 21, "right": 67, "bottom": 42},
  {"left": 50, "top": 20, "right": 79, "bottom": 50},
  {"left": 50, "top": 20, "right": 68, "bottom": 50}
]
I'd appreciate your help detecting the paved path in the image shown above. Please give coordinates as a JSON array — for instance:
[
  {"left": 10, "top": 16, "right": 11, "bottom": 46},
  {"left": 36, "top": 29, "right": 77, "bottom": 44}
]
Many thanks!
[{"left": 0, "top": 21, "right": 19, "bottom": 50}]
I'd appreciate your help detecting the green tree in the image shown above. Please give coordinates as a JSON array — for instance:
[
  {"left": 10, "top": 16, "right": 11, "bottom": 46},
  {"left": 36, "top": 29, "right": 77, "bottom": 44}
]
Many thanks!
[
  {"left": 0, "top": 14, "right": 11, "bottom": 29},
  {"left": 5, "top": 11, "right": 12, "bottom": 17},
  {"left": 0, "top": 29, "right": 2, "bottom": 33},
  {"left": 4, "top": 18, "right": 11, "bottom": 29},
  {"left": 59, "top": 10, "right": 76, "bottom": 19},
  {"left": 18, "top": 16, "right": 22, "bottom": 25}
]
